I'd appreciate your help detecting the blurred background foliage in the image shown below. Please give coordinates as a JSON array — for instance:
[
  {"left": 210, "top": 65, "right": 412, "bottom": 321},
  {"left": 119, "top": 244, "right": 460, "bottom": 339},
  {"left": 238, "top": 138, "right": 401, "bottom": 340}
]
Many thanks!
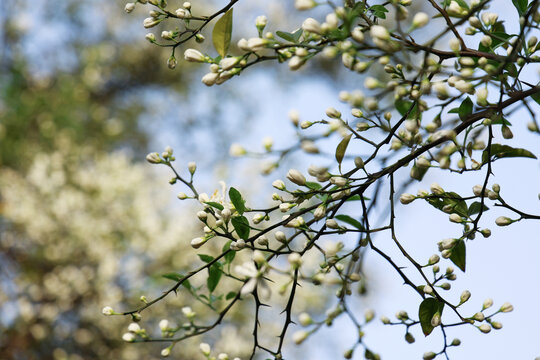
[
  {"left": 0, "top": 0, "right": 258, "bottom": 359},
  {"left": 0, "top": 0, "right": 363, "bottom": 358}
]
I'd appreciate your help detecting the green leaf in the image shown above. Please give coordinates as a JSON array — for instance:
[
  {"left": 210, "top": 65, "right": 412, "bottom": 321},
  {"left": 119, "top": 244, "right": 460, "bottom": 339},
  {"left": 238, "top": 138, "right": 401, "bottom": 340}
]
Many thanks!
[
  {"left": 162, "top": 272, "right": 183, "bottom": 282},
  {"left": 276, "top": 31, "right": 295, "bottom": 42},
  {"left": 231, "top": 216, "right": 250, "bottom": 240},
  {"left": 426, "top": 192, "right": 468, "bottom": 217},
  {"left": 198, "top": 254, "right": 214, "bottom": 263},
  {"left": 212, "top": 9, "right": 233, "bottom": 58},
  {"left": 335, "top": 214, "right": 364, "bottom": 230},
  {"left": 335, "top": 134, "right": 352, "bottom": 171},
  {"left": 276, "top": 29, "right": 303, "bottom": 43},
  {"left": 512, "top": 0, "right": 528, "bottom": 16},
  {"left": 395, "top": 99, "right": 421, "bottom": 119},
  {"left": 222, "top": 241, "right": 236, "bottom": 264},
  {"left": 468, "top": 201, "right": 489, "bottom": 216},
  {"left": 291, "top": 28, "right": 304, "bottom": 42},
  {"left": 368, "top": 4, "right": 389, "bottom": 19},
  {"left": 226, "top": 291, "right": 237, "bottom": 300},
  {"left": 207, "top": 263, "right": 223, "bottom": 293},
  {"left": 482, "top": 144, "right": 537, "bottom": 163},
  {"left": 531, "top": 92, "right": 540, "bottom": 106},
  {"left": 447, "top": 107, "right": 459, "bottom": 114},
  {"left": 458, "top": 97, "right": 473, "bottom": 120},
  {"left": 450, "top": 240, "right": 466, "bottom": 272},
  {"left": 418, "top": 298, "right": 445, "bottom": 336},
  {"left": 305, "top": 181, "right": 322, "bottom": 190},
  {"left": 205, "top": 202, "right": 224, "bottom": 211},
  {"left": 229, "top": 187, "right": 246, "bottom": 215}
]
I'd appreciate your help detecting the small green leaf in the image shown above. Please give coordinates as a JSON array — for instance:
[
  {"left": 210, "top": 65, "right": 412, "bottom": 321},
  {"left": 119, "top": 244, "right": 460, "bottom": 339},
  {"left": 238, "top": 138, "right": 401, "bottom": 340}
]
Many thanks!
[
  {"left": 395, "top": 99, "right": 421, "bottom": 119},
  {"left": 482, "top": 144, "right": 537, "bottom": 163},
  {"left": 368, "top": 4, "right": 389, "bottom": 19},
  {"left": 512, "top": 0, "right": 528, "bottom": 16},
  {"left": 458, "top": 97, "right": 473, "bottom": 120},
  {"left": 335, "top": 134, "right": 352, "bottom": 171},
  {"left": 207, "top": 263, "right": 223, "bottom": 293},
  {"left": 450, "top": 240, "right": 466, "bottom": 272},
  {"left": 531, "top": 92, "right": 540, "bottom": 106},
  {"left": 305, "top": 181, "right": 322, "bottom": 190},
  {"left": 447, "top": 107, "right": 460, "bottom": 114},
  {"left": 162, "top": 272, "right": 183, "bottom": 282},
  {"left": 426, "top": 192, "right": 468, "bottom": 217},
  {"left": 212, "top": 9, "right": 233, "bottom": 58},
  {"left": 205, "top": 202, "right": 224, "bottom": 211},
  {"left": 226, "top": 291, "right": 237, "bottom": 300},
  {"left": 229, "top": 187, "right": 246, "bottom": 215},
  {"left": 468, "top": 201, "right": 489, "bottom": 216},
  {"left": 198, "top": 254, "right": 214, "bottom": 263},
  {"left": 231, "top": 216, "right": 250, "bottom": 240},
  {"left": 276, "top": 31, "right": 295, "bottom": 42},
  {"left": 223, "top": 241, "right": 236, "bottom": 264},
  {"left": 291, "top": 28, "right": 303, "bottom": 42},
  {"left": 418, "top": 298, "right": 445, "bottom": 336},
  {"left": 335, "top": 214, "right": 364, "bottom": 230}
]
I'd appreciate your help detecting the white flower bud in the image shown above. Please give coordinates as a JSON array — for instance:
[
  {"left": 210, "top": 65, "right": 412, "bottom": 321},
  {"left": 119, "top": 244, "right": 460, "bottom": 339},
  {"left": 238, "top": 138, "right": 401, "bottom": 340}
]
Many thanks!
[
  {"left": 102, "top": 306, "right": 114, "bottom": 316},
  {"left": 288, "top": 252, "right": 303, "bottom": 268},
  {"left": 412, "top": 12, "right": 429, "bottom": 28},
  {"left": 302, "top": 18, "right": 322, "bottom": 34},
  {"left": 200, "top": 343, "right": 211, "bottom": 356},
  {"left": 229, "top": 143, "right": 247, "bottom": 157},
  {"left": 449, "top": 213, "right": 462, "bottom": 223},
  {"left": 370, "top": 25, "right": 390, "bottom": 40},
  {"left": 481, "top": 12, "right": 498, "bottom": 26},
  {"left": 500, "top": 302, "right": 513, "bottom": 312},
  {"left": 423, "top": 351, "right": 436, "bottom": 360},
  {"left": 252, "top": 213, "right": 265, "bottom": 224},
  {"left": 256, "top": 235, "right": 269, "bottom": 246},
  {"left": 288, "top": 56, "right": 306, "bottom": 71},
  {"left": 292, "top": 330, "right": 308, "bottom": 344},
  {"left": 473, "top": 312, "right": 485, "bottom": 321},
  {"left": 479, "top": 323, "right": 491, "bottom": 333},
  {"left": 197, "top": 211, "right": 207, "bottom": 221},
  {"left": 330, "top": 176, "right": 347, "bottom": 187},
  {"left": 187, "top": 161, "right": 197, "bottom": 174},
  {"left": 299, "top": 312, "right": 313, "bottom": 326},
  {"left": 287, "top": 169, "right": 306, "bottom": 186},
  {"left": 176, "top": 8, "right": 191, "bottom": 19},
  {"left": 275, "top": 231, "right": 287, "bottom": 243},
  {"left": 255, "top": 15, "right": 267, "bottom": 29},
  {"left": 247, "top": 37, "right": 267, "bottom": 51},
  {"left": 430, "top": 312, "right": 440, "bottom": 327},
  {"left": 125, "top": 3, "right": 135, "bottom": 13},
  {"left": 219, "top": 57, "right": 240, "bottom": 70},
  {"left": 381, "top": 316, "right": 390, "bottom": 324},
  {"left": 201, "top": 72, "right": 219, "bottom": 86},
  {"left": 480, "top": 35, "right": 492, "bottom": 47},
  {"left": 159, "top": 319, "right": 169, "bottom": 331},
  {"left": 364, "top": 309, "right": 375, "bottom": 322},
  {"left": 469, "top": 16, "right": 482, "bottom": 28},
  {"left": 399, "top": 193, "right": 415, "bottom": 204},
  {"left": 482, "top": 298, "right": 493, "bottom": 310},
  {"left": 295, "top": 0, "right": 316, "bottom": 10},
  {"left": 161, "top": 348, "right": 171, "bottom": 357},
  {"left": 326, "top": 219, "right": 339, "bottom": 229},
  {"left": 217, "top": 354, "right": 229, "bottom": 360},
  {"left": 325, "top": 107, "right": 341, "bottom": 119},
  {"left": 191, "top": 237, "right": 207, "bottom": 249},
  {"left": 122, "top": 332, "right": 136, "bottom": 342},
  {"left": 460, "top": 290, "right": 471, "bottom": 304},
  {"left": 428, "top": 254, "right": 440, "bottom": 265},
  {"left": 495, "top": 216, "right": 512, "bottom": 226},
  {"left": 351, "top": 27, "right": 364, "bottom": 43},
  {"left": 128, "top": 323, "right": 141, "bottom": 332},
  {"left": 272, "top": 180, "right": 286, "bottom": 191},
  {"left": 143, "top": 17, "right": 160, "bottom": 28},
  {"left": 449, "top": 38, "right": 461, "bottom": 52},
  {"left": 313, "top": 205, "right": 326, "bottom": 220}
]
